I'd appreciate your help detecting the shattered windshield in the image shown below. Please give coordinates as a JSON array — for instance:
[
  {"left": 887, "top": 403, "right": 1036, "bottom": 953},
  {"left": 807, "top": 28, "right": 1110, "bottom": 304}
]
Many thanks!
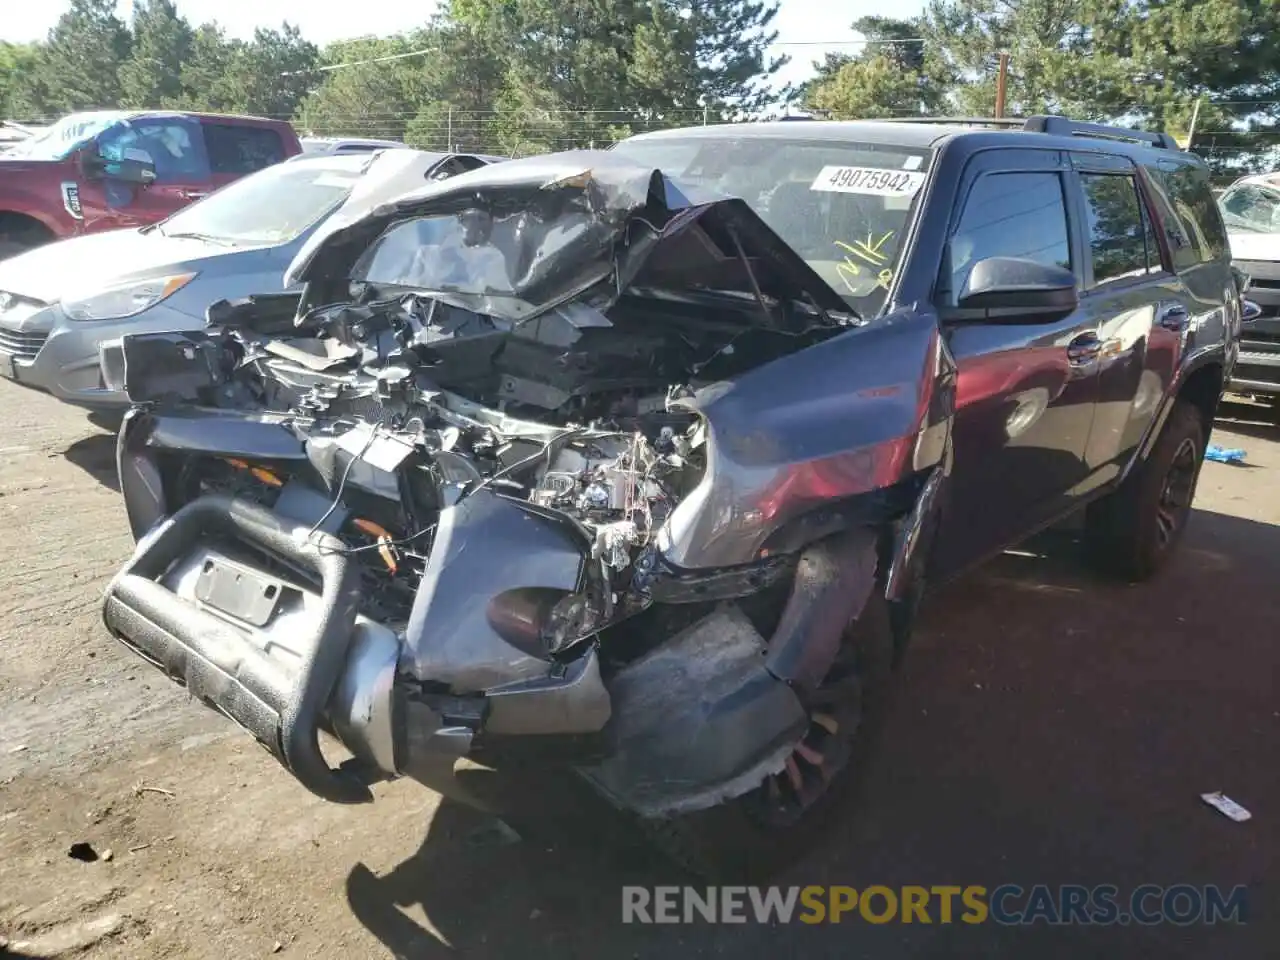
[
  {"left": 1219, "top": 182, "right": 1280, "bottom": 235},
  {"left": 6, "top": 111, "right": 130, "bottom": 161},
  {"left": 610, "top": 135, "right": 932, "bottom": 315}
]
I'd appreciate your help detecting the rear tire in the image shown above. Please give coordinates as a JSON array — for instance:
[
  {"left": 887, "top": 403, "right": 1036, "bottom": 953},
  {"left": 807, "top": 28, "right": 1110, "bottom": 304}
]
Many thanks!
[
  {"left": 1084, "top": 400, "right": 1206, "bottom": 582},
  {"left": 642, "top": 588, "right": 896, "bottom": 880}
]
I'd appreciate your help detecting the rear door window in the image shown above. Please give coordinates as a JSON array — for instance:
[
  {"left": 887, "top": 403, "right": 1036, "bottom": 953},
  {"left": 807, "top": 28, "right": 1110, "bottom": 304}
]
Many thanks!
[
  {"left": 1079, "top": 173, "right": 1163, "bottom": 286},
  {"left": 946, "top": 171, "right": 1072, "bottom": 304},
  {"left": 202, "top": 123, "right": 286, "bottom": 175}
]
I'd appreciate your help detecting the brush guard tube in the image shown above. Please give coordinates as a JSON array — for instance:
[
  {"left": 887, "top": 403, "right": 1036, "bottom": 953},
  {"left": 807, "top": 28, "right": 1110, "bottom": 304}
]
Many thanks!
[{"left": 102, "top": 492, "right": 372, "bottom": 804}]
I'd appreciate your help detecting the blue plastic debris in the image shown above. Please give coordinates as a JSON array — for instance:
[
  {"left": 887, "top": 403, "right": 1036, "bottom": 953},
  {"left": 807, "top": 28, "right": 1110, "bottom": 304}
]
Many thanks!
[{"left": 1205, "top": 444, "right": 1246, "bottom": 464}]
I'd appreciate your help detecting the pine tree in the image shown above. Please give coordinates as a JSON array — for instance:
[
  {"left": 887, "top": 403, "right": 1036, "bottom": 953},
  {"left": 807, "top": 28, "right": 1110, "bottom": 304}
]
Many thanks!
[
  {"left": 802, "top": 16, "right": 951, "bottom": 119},
  {"left": 118, "top": 0, "right": 193, "bottom": 108},
  {"left": 35, "top": 0, "right": 131, "bottom": 113}
]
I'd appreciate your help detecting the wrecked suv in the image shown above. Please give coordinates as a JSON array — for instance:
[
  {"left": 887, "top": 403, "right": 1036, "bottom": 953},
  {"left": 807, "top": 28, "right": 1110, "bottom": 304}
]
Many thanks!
[{"left": 103, "top": 117, "right": 1238, "bottom": 878}]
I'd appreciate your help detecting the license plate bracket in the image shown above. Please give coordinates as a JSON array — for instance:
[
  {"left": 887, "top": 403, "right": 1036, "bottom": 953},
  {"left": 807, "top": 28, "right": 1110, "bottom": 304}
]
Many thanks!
[{"left": 194, "top": 555, "right": 285, "bottom": 627}]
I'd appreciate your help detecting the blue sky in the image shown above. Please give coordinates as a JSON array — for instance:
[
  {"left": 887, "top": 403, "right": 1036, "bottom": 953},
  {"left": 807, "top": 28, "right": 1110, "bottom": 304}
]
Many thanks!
[{"left": 1, "top": 0, "right": 926, "bottom": 93}]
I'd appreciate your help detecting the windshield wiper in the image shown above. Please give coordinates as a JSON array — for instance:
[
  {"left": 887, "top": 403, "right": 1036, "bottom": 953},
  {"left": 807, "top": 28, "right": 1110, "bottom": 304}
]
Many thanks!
[{"left": 162, "top": 231, "right": 239, "bottom": 247}]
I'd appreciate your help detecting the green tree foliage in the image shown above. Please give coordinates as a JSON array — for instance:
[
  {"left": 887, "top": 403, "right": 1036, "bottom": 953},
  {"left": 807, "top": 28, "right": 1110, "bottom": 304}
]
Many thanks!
[
  {"left": 118, "top": 0, "right": 193, "bottom": 108},
  {"left": 218, "top": 24, "right": 319, "bottom": 119},
  {"left": 922, "top": 0, "right": 1280, "bottom": 173},
  {"left": 403, "top": 14, "right": 509, "bottom": 152},
  {"left": 678, "top": 0, "right": 789, "bottom": 115},
  {"left": 0, "top": 42, "right": 45, "bottom": 119},
  {"left": 36, "top": 0, "right": 130, "bottom": 113},
  {"left": 6, "top": 0, "right": 1277, "bottom": 177},
  {"left": 802, "top": 16, "right": 950, "bottom": 119},
  {"left": 176, "top": 24, "right": 240, "bottom": 112},
  {"left": 298, "top": 34, "right": 432, "bottom": 142}
]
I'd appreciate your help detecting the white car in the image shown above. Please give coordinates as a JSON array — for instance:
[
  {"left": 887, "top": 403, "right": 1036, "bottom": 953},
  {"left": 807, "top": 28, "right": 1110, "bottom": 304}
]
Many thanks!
[
  {"left": 1218, "top": 173, "right": 1280, "bottom": 402},
  {"left": 298, "top": 136, "right": 409, "bottom": 156}
]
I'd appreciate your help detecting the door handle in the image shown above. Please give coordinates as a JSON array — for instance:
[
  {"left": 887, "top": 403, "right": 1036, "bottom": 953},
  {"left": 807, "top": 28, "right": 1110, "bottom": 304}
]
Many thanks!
[
  {"left": 1157, "top": 302, "right": 1190, "bottom": 331},
  {"left": 179, "top": 190, "right": 207, "bottom": 201},
  {"left": 1066, "top": 332, "right": 1102, "bottom": 365}
]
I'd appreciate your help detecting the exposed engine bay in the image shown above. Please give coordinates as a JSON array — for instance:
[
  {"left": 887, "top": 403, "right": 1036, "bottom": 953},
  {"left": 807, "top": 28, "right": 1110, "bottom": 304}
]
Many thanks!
[{"left": 126, "top": 248, "right": 848, "bottom": 636}]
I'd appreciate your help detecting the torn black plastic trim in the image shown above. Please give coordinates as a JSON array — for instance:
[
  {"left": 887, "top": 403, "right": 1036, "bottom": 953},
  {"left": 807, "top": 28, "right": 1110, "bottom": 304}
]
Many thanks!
[
  {"left": 635, "top": 550, "right": 796, "bottom": 605},
  {"left": 121, "top": 330, "right": 231, "bottom": 405},
  {"left": 102, "top": 493, "right": 370, "bottom": 804}
]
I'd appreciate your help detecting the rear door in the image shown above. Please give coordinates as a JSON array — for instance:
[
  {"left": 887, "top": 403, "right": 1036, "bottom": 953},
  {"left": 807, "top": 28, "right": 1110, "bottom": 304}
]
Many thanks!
[
  {"left": 200, "top": 121, "right": 288, "bottom": 196},
  {"left": 77, "top": 115, "right": 212, "bottom": 232},
  {"left": 930, "top": 148, "right": 1102, "bottom": 576},
  {"left": 1068, "top": 152, "right": 1189, "bottom": 485}
]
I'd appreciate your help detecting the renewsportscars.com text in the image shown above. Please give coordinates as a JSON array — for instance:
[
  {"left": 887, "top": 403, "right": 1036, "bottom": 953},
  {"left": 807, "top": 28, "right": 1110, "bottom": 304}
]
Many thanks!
[{"left": 621, "top": 884, "right": 1249, "bottom": 926}]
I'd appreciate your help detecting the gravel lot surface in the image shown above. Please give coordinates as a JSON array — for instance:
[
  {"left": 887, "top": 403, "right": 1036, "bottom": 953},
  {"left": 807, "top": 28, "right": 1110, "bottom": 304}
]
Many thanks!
[{"left": 0, "top": 381, "right": 1274, "bottom": 959}]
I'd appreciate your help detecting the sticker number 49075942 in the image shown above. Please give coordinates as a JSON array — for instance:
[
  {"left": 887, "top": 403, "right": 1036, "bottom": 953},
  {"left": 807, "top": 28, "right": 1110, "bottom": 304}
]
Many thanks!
[{"left": 811, "top": 165, "right": 925, "bottom": 196}]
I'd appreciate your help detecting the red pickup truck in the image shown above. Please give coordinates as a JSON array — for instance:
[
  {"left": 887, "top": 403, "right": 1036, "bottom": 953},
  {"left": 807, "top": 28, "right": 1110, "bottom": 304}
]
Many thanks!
[{"left": 0, "top": 110, "right": 302, "bottom": 258}]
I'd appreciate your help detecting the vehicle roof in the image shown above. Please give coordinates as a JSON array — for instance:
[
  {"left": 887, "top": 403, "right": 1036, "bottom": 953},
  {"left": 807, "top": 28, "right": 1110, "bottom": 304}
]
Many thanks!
[
  {"left": 282, "top": 152, "right": 401, "bottom": 172},
  {"left": 66, "top": 108, "right": 292, "bottom": 128},
  {"left": 302, "top": 136, "right": 406, "bottom": 147},
  {"left": 624, "top": 119, "right": 1198, "bottom": 165}
]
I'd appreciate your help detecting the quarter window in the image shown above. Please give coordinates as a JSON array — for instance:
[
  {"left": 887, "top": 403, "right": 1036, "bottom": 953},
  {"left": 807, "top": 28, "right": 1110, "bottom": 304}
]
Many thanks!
[
  {"left": 1151, "top": 159, "right": 1228, "bottom": 268},
  {"left": 947, "top": 171, "right": 1071, "bottom": 304},
  {"left": 1080, "top": 173, "right": 1160, "bottom": 285}
]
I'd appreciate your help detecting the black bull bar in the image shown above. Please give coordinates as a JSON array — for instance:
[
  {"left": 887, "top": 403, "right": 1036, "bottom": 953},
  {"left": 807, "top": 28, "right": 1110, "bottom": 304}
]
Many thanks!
[{"left": 102, "top": 493, "right": 373, "bottom": 803}]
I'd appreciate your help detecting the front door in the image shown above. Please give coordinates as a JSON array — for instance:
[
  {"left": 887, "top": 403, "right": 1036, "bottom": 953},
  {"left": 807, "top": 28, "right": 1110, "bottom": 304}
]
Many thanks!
[
  {"left": 930, "top": 149, "right": 1102, "bottom": 578},
  {"left": 76, "top": 116, "right": 212, "bottom": 234}
]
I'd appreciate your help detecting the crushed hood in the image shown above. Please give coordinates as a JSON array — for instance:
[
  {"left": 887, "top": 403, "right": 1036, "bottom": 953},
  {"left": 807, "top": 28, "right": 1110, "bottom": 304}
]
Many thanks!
[{"left": 284, "top": 150, "right": 853, "bottom": 322}]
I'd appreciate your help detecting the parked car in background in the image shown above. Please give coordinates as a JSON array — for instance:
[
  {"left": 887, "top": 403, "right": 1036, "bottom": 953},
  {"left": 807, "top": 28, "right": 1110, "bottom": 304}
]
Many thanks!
[
  {"left": 0, "top": 110, "right": 303, "bottom": 260},
  {"left": 0, "top": 149, "right": 495, "bottom": 410},
  {"left": 1218, "top": 173, "right": 1280, "bottom": 405},
  {"left": 103, "top": 116, "right": 1235, "bottom": 878},
  {"left": 299, "top": 136, "right": 409, "bottom": 156}
]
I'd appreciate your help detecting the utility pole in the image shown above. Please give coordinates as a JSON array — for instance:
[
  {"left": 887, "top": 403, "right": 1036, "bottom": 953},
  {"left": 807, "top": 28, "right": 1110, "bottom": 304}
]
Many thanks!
[
  {"left": 994, "top": 52, "right": 1010, "bottom": 119},
  {"left": 1185, "top": 97, "right": 1203, "bottom": 150},
  {"left": 447, "top": 106, "right": 453, "bottom": 152}
]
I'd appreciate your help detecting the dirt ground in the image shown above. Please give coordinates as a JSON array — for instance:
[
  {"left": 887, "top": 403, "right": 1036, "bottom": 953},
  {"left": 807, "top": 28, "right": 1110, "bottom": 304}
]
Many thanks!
[{"left": 0, "top": 379, "right": 1275, "bottom": 960}]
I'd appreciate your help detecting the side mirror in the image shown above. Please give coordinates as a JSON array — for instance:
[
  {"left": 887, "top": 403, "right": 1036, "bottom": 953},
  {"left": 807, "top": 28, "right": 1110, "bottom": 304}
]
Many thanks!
[
  {"left": 81, "top": 146, "right": 156, "bottom": 186},
  {"left": 104, "top": 147, "right": 157, "bottom": 186},
  {"left": 957, "top": 256, "right": 1079, "bottom": 318},
  {"left": 1242, "top": 298, "right": 1263, "bottom": 323}
]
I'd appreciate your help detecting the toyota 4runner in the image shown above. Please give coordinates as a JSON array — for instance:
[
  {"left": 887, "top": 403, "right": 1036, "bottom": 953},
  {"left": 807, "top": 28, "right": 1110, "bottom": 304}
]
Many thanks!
[{"left": 101, "top": 115, "right": 1240, "bottom": 878}]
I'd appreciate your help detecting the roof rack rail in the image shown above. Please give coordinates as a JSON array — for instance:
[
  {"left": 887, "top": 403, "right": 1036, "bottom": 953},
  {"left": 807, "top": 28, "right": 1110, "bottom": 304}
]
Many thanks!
[
  {"left": 879, "top": 113, "right": 1181, "bottom": 149},
  {"left": 1021, "top": 115, "right": 1180, "bottom": 150},
  {"left": 879, "top": 116, "right": 1026, "bottom": 129}
]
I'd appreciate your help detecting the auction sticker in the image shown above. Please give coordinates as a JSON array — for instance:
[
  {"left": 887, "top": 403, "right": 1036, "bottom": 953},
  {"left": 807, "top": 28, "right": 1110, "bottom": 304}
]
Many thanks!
[{"left": 811, "top": 166, "right": 925, "bottom": 196}]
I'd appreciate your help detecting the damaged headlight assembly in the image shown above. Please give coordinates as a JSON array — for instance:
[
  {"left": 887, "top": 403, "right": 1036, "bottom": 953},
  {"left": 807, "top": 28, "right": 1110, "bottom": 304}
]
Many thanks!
[{"left": 63, "top": 272, "right": 197, "bottom": 321}]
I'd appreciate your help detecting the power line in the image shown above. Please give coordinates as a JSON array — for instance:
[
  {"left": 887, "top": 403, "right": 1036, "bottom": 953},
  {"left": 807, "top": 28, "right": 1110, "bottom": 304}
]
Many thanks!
[{"left": 295, "top": 35, "right": 928, "bottom": 74}]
